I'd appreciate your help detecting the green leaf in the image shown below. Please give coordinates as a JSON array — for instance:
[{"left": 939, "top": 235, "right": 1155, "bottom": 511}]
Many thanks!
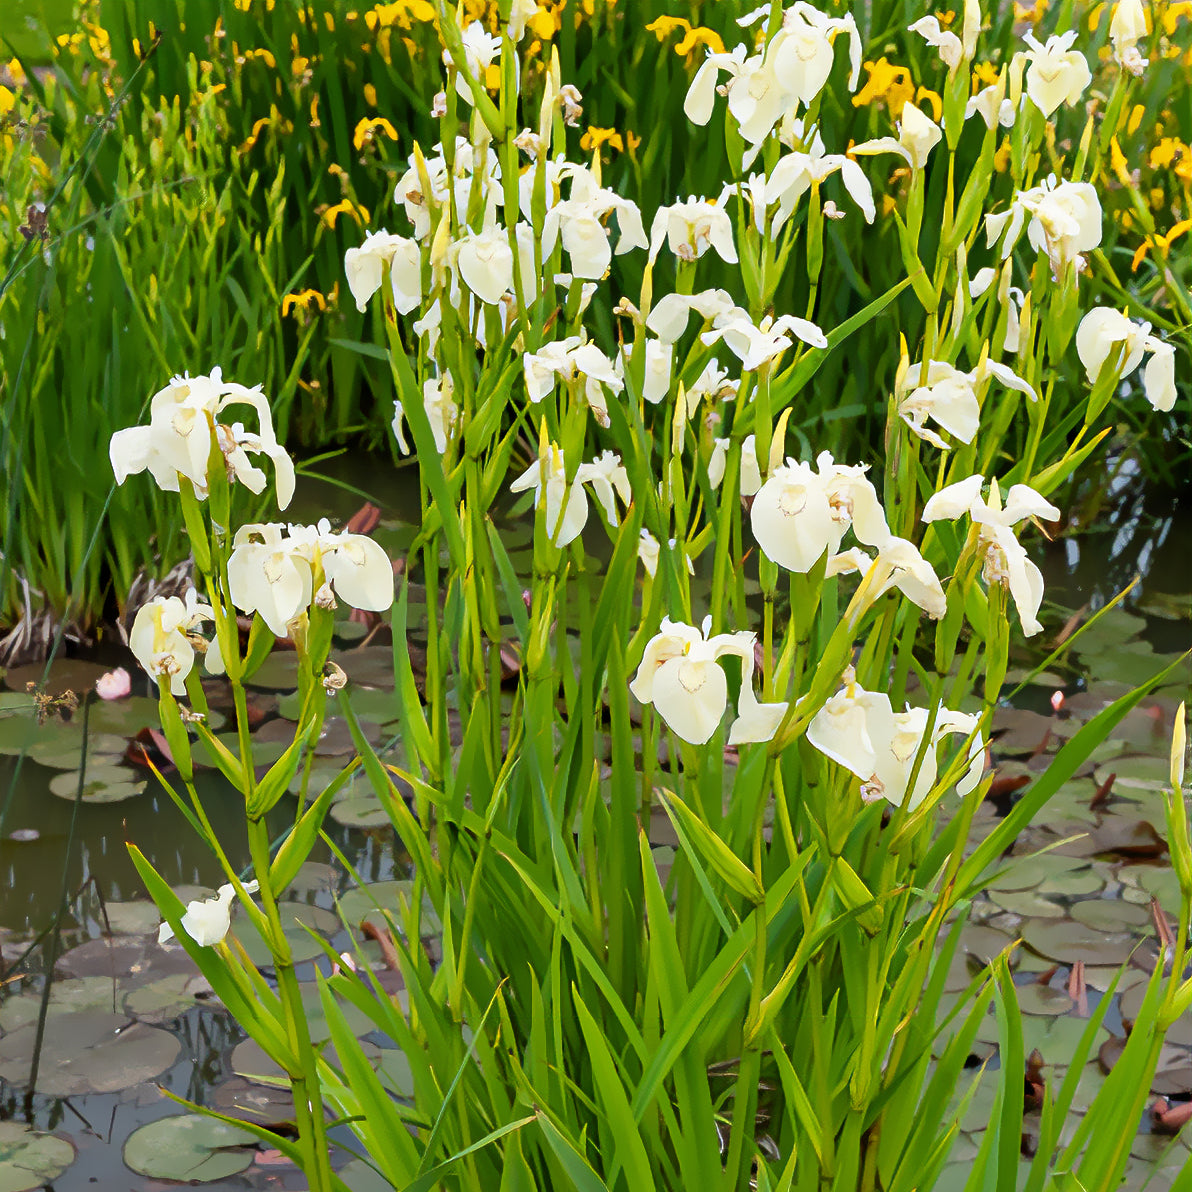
[
  {"left": 535, "top": 1111, "right": 610, "bottom": 1192},
  {"left": 573, "top": 989, "right": 656, "bottom": 1192},
  {"left": 657, "top": 788, "right": 764, "bottom": 904}
]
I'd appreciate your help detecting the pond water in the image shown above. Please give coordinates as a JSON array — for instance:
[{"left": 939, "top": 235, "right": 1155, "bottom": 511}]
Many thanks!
[{"left": 0, "top": 454, "right": 1189, "bottom": 1190}]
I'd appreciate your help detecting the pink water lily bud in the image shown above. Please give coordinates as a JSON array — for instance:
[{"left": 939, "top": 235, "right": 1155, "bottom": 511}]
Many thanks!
[{"left": 95, "top": 667, "right": 132, "bottom": 700}]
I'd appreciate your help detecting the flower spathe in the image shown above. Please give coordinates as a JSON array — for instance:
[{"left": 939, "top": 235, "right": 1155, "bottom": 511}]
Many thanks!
[
  {"left": 129, "top": 590, "right": 225, "bottom": 697},
  {"left": 629, "top": 617, "right": 787, "bottom": 745},
  {"left": 159, "top": 880, "right": 261, "bottom": 947},
  {"left": 806, "top": 678, "right": 985, "bottom": 810},
  {"left": 110, "top": 368, "right": 294, "bottom": 510},
  {"left": 1076, "top": 308, "right": 1177, "bottom": 412},
  {"left": 922, "top": 475, "right": 1059, "bottom": 637}
]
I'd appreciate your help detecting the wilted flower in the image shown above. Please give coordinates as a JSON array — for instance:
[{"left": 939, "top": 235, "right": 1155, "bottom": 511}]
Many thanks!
[
  {"left": 629, "top": 616, "right": 787, "bottom": 745},
  {"left": 1076, "top": 307, "right": 1177, "bottom": 412},
  {"left": 129, "top": 591, "right": 225, "bottom": 697},
  {"left": 806, "top": 677, "right": 985, "bottom": 810},
  {"left": 1018, "top": 31, "right": 1091, "bottom": 117},
  {"left": 159, "top": 880, "right": 261, "bottom": 947},
  {"left": 922, "top": 475, "right": 1059, "bottom": 636},
  {"left": 509, "top": 445, "right": 631, "bottom": 547},
  {"left": 110, "top": 368, "right": 294, "bottom": 510}
]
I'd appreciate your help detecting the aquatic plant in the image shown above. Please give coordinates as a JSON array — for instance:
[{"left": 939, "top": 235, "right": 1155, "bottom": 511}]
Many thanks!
[{"left": 95, "top": 0, "right": 1192, "bottom": 1190}]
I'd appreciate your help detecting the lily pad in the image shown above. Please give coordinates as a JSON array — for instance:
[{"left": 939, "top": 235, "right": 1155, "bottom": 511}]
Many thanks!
[
  {"left": 232, "top": 1035, "right": 380, "bottom": 1085},
  {"left": 0, "top": 1010, "right": 181, "bottom": 1096},
  {"left": 1020, "top": 918, "right": 1136, "bottom": 966},
  {"left": 337, "top": 880, "right": 441, "bottom": 938},
  {"left": 122, "top": 1114, "right": 256, "bottom": 1182},
  {"left": 48, "top": 765, "right": 146, "bottom": 803},
  {"left": 235, "top": 902, "right": 341, "bottom": 968},
  {"left": 0, "top": 977, "right": 121, "bottom": 1031},
  {"left": 329, "top": 790, "right": 391, "bottom": 829},
  {"left": 336, "top": 1159, "right": 393, "bottom": 1192},
  {"left": 1016, "top": 982, "right": 1076, "bottom": 1016},
  {"left": 1095, "top": 755, "right": 1175, "bottom": 795},
  {"left": 88, "top": 695, "right": 161, "bottom": 736},
  {"left": 0, "top": 1121, "right": 76, "bottom": 1192},
  {"left": 123, "top": 973, "right": 216, "bottom": 1024},
  {"left": 100, "top": 900, "right": 165, "bottom": 936},
  {"left": 987, "top": 853, "right": 1088, "bottom": 893},
  {"left": 1070, "top": 899, "right": 1152, "bottom": 933}
]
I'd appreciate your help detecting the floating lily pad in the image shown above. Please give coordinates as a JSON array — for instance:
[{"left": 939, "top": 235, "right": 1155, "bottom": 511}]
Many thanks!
[
  {"left": 242, "top": 652, "right": 300, "bottom": 690},
  {"left": 1095, "top": 755, "right": 1173, "bottom": 795},
  {"left": 56, "top": 937, "right": 147, "bottom": 979},
  {"left": 986, "top": 889, "right": 1065, "bottom": 919},
  {"left": 1070, "top": 899, "right": 1152, "bottom": 933},
  {"left": 100, "top": 900, "right": 164, "bottom": 936},
  {"left": 88, "top": 695, "right": 165, "bottom": 736},
  {"left": 1020, "top": 918, "right": 1136, "bottom": 966},
  {"left": 337, "top": 881, "right": 441, "bottom": 938},
  {"left": 1016, "top": 982, "right": 1076, "bottom": 1016},
  {"left": 295, "top": 982, "right": 375, "bottom": 1043},
  {"left": 235, "top": 903, "right": 341, "bottom": 968},
  {"left": 0, "top": 977, "right": 121, "bottom": 1031},
  {"left": 283, "top": 862, "right": 338, "bottom": 897},
  {"left": 336, "top": 1159, "right": 393, "bottom": 1192},
  {"left": 329, "top": 791, "right": 391, "bottom": 829},
  {"left": 232, "top": 1035, "right": 379, "bottom": 1085},
  {"left": 123, "top": 973, "right": 215, "bottom": 1024},
  {"left": 0, "top": 1010, "right": 181, "bottom": 1096},
  {"left": 327, "top": 647, "right": 397, "bottom": 690},
  {"left": 47, "top": 765, "right": 146, "bottom": 803},
  {"left": 987, "top": 853, "right": 1088, "bottom": 893},
  {"left": 0, "top": 1121, "right": 76, "bottom": 1192},
  {"left": 122, "top": 1114, "right": 256, "bottom": 1182}
]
